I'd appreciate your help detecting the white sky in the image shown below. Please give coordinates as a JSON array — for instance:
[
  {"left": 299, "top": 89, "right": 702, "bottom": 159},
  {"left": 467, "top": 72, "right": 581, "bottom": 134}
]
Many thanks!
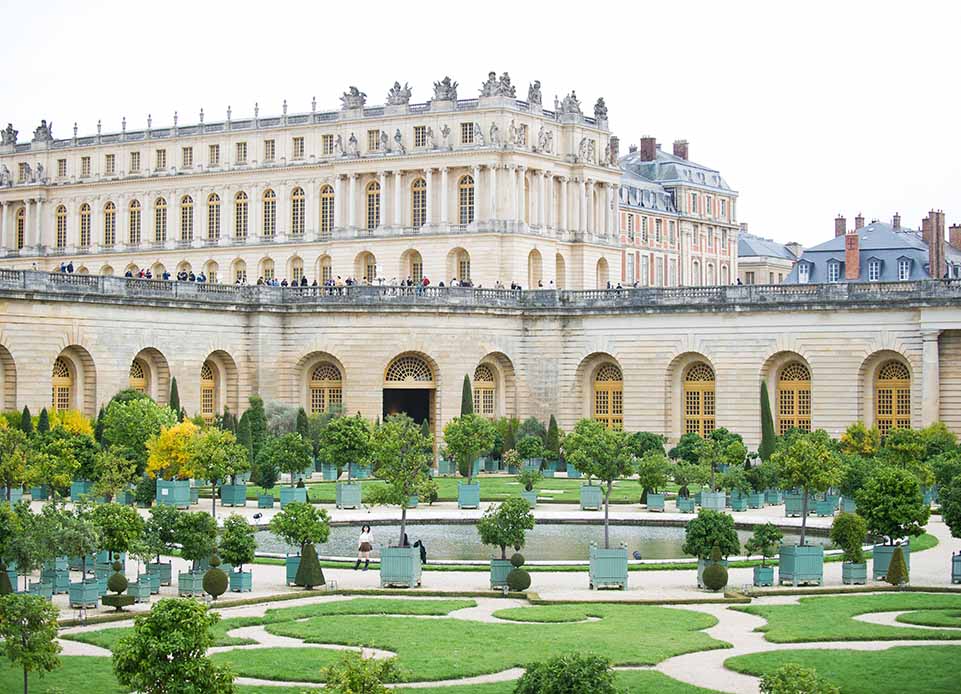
[{"left": 1, "top": 0, "right": 957, "bottom": 247}]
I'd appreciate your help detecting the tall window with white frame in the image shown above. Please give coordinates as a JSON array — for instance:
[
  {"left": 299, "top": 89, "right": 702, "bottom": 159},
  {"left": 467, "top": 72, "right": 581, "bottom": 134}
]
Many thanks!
[
  {"left": 798, "top": 263, "right": 810, "bottom": 284},
  {"left": 155, "top": 149, "right": 166, "bottom": 171},
  {"left": 290, "top": 187, "right": 305, "bottom": 236},
  {"left": 264, "top": 139, "right": 275, "bottom": 162},
  {"left": 236, "top": 142, "right": 247, "bottom": 164},
  {"left": 473, "top": 364, "right": 496, "bottom": 418},
  {"left": 79, "top": 203, "right": 91, "bottom": 247},
  {"left": 180, "top": 195, "right": 194, "bottom": 241},
  {"left": 209, "top": 144, "right": 220, "bottom": 167},
  {"left": 827, "top": 262, "right": 840, "bottom": 283},
  {"left": 55, "top": 205, "right": 67, "bottom": 249},
  {"left": 460, "top": 122, "right": 474, "bottom": 144},
  {"left": 105, "top": 154, "right": 116, "bottom": 175},
  {"left": 154, "top": 197, "right": 167, "bottom": 242},
  {"left": 130, "top": 151, "right": 140, "bottom": 173},
  {"left": 128, "top": 200, "right": 141, "bottom": 245},
  {"left": 15, "top": 207, "right": 25, "bottom": 250},
  {"left": 262, "top": 189, "right": 276, "bottom": 237},
  {"left": 319, "top": 185, "right": 334, "bottom": 240},
  {"left": 458, "top": 175, "right": 474, "bottom": 225},
  {"left": 292, "top": 136, "right": 304, "bottom": 160},
  {"left": 366, "top": 181, "right": 381, "bottom": 231},
  {"left": 411, "top": 178, "right": 427, "bottom": 228},
  {"left": 234, "top": 192, "right": 248, "bottom": 239},
  {"left": 898, "top": 258, "right": 911, "bottom": 281},
  {"left": 103, "top": 202, "right": 116, "bottom": 246},
  {"left": 207, "top": 193, "right": 220, "bottom": 240},
  {"left": 182, "top": 146, "right": 193, "bottom": 168},
  {"left": 868, "top": 259, "right": 881, "bottom": 282}
]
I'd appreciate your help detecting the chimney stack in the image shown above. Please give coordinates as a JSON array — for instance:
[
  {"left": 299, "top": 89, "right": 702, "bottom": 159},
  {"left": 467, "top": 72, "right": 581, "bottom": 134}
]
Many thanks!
[
  {"left": 739, "top": 222, "right": 749, "bottom": 234},
  {"left": 855, "top": 213, "right": 865, "bottom": 230},
  {"left": 640, "top": 136, "right": 657, "bottom": 162},
  {"left": 834, "top": 214, "right": 846, "bottom": 237},
  {"left": 893, "top": 212, "right": 901, "bottom": 230},
  {"left": 785, "top": 242, "right": 803, "bottom": 259},
  {"left": 924, "top": 210, "right": 946, "bottom": 278},
  {"left": 845, "top": 225, "right": 860, "bottom": 280},
  {"left": 673, "top": 139, "right": 689, "bottom": 160},
  {"left": 950, "top": 223, "right": 961, "bottom": 250}
]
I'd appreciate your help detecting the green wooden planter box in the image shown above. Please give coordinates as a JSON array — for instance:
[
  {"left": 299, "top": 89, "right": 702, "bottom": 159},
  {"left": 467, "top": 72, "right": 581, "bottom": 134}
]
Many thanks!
[
  {"left": 841, "top": 497, "right": 857, "bottom": 513},
  {"left": 693, "top": 491, "right": 703, "bottom": 506},
  {"left": 541, "top": 469, "right": 555, "bottom": 478},
  {"left": 148, "top": 561, "right": 172, "bottom": 586},
  {"left": 589, "top": 544, "right": 628, "bottom": 590},
  {"left": 580, "top": 484, "right": 602, "bottom": 510},
  {"left": 380, "top": 546, "right": 422, "bottom": 588},
  {"left": 753, "top": 565, "right": 775, "bottom": 587},
  {"left": 677, "top": 497, "right": 696, "bottom": 513},
  {"left": 114, "top": 489, "right": 135, "bottom": 505},
  {"left": 842, "top": 561, "right": 867, "bottom": 585},
  {"left": 45, "top": 557, "right": 69, "bottom": 572},
  {"left": 336, "top": 482, "right": 361, "bottom": 509},
  {"left": 778, "top": 544, "right": 823, "bottom": 586},
  {"left": 814, "top": 499, "right": 835, "bottom": 517},
  {"left": 522, "top": 461, "right": 542, "bottom": 473},
  {"left": 190, "top": 486, "right": 200, "bottom": 504},
  {"left": 29, "top": 581, "right": 54, "bottom": 599},
  {"left": 30, "top": 485, "right": 49, "bottom": 500},
  {"left": 952, "top": 553, "right": 961, "bottom": 584},
  {"left": 4, "top": 561, "right": 16, "bottom": 588},
  {"left": 747, "top": 492, "right": 765, "bottom": 509},
  {"left": 484, "top": 457, "right": 498, "bottom": 473},
  {"left": 286, "top": 555, "right": 301, "bottom": 585},
  {"left": 701, "top": 491, "right": 726, "bottom": 512},
  {"left": 322, "top": 463, "right": 338, "bottom": 481},
  {"left": 220, "top": 483, "right": 248, "bottom": 507},
  {"left": 784, "top": 493, "right": 804, "bottom": 517},
  {"left": 873, "top": 543, "right": 910, "bottom": 581},
  {"left": 646, "top": 492, "right": 665, "bottom": 512},
  {"left": 489, "top": 558, "right": 512, "bottom": 589},
  {"left": 730, "top": 496, "right": 748, "bottom": 511},
  {"left": 68, "top": 554, "right": 96, "bottom": 573},
  {"left": 437, "top": 459, "right": 455, "bottom": 475},
  {"left": 291, "top": 465, "right": 314, "bottom": 484},
  {"left": 258, "top": 494, "right": 275, "bottom": 508},
  {"left": 520, "top": 490, "right": 538, "bottom": 507},
  {"left": 178, "top": 571, "right": 205, "bottom": 596},
  {"left": 95, "top": 568, "right": 110, "bottom": 596},
  {"left": 765, "top": 489, "right": 783, "bottom": 505},
  {"left": 41, "top": 568, "right": 70, "bottom": 594},
  {"left": 697, "top": 558, "right": 729, "bottom": 588},
  {"left": 923, "top": 486, "right": 936, "bottom": 506},
  {"left": 567, "top": 466, "right": 582, "bottom": 479},
  {"left": 96, "top": 550, "right": 126, "bottom": 568},
  {"left": 825, "top": 494, "right": 840, "bottom": 510},
  {"left": 156, "top": 479, "right": 190, "bottom": 508},
  {"left": 129, "top": 579, "right": 152, "bottom": 603},
  {"left": 68, "top": 580, "right": 100, "bottom": 608},
  {"left": 143, "top": 570, "right": 160, "bottom": 593},
  {"left": 230, "top": 570, "right": 253, "bottom": 592},
  {"left": 457, "top": 482, "right": 480, "bottom": 509},
  {"left": 350, "top": 463, "right": 372, "bottom": 480},
  {"left": 280, "top": 486, "right": 308, "bottom": 507},
  {"left": 70, "top": 480, "right": 94, "bottom": 501}
]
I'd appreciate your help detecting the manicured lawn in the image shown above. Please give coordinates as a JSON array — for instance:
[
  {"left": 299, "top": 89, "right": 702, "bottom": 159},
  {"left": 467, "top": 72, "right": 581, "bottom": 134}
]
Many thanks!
[
  {"left": 725, "top": 645, "right": 961, "bottom": 694},
  {"left": 734, "top": 593, "right": 961, "bottom": 643},
  {"left": 896, "top": 608, "right": 961, "bottom": 628},
  {"left": 211, "top": 646, "right": 344, "bottom": 682},
  {"left": 0, "top": 656, "right": 125, "bottom": 693}
]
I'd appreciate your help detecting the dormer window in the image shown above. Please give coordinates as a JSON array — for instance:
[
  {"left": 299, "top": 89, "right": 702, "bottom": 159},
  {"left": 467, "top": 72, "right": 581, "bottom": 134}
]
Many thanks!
[
  {"left": 898, "top": 258, "right": 911, "bottom": 281},
  {"left": 868, "top": 259, "right": 881, "bottom": 282},
  {"left": 826, "top": 261, "right": 841, "bottom": 283},
  {"left": 798, "top": 263, "right": 810, "bottom": 284}
]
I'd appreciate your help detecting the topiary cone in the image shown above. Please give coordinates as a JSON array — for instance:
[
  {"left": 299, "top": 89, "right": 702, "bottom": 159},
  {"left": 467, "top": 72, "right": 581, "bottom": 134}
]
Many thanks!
[
  {"left": 203, "top": 566, "right": 228, "bottom": 600},
  {"left": 294, "top": 542, "right": 326, "bottom": 590},
  {"left": 885, "top": 545, "right": 909, "bottom": 588},
  {"left": 0, "top": 562, "right": 12, "bottom": 595},
  {"left": 702, "top": 562, "right": 728, "bottom": 592}
]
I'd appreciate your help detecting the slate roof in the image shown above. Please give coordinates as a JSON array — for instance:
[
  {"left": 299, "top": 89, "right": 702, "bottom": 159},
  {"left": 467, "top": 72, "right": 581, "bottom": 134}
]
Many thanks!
[
  {"left": 738, "top": 233, "right": 797, "bottom": 260},
  {"left": 619, "top": 147, "right": 734, "bottom": 193}
]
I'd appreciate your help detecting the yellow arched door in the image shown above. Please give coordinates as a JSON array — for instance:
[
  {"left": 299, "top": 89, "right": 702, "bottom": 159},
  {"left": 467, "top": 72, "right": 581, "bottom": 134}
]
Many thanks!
[
  {"left": 51, "top": 357, "right": 72, "bottom": 411},
  {"left": 309, "top": 363, "right": 343, "bottom": 414},
  {"left": 876, "top": 360, "right": 910, "bottom": 435},
  {"left": 200, "top": 362, "right": 216, "bottom": 422},
  {"left": 592, "top": 363, "right": 623, "bottom": 430},
  {"left": 777, "top": 362, "right": 811, "bottom": 434},
  {"left": 683, "top": 362, "right": 715, "bottom": 436}
]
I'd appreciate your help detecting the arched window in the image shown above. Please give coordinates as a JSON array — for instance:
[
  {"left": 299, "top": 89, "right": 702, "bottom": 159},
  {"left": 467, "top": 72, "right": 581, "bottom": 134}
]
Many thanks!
[
  {"left": 129, "top": 360, "right": 147, "bottom": 392},
  {"left": 103, "top": 202, "right": 116, "bottom": 246},
  {"left": 406, "top": 250, "right": 423, "bottom": 284},
  {"left": 205, "top": 260, "right": 219, "bottom": 284},
  {"left": 262, "top": 189, "right": 276, "bottom": 237},
  {"left": 473, "top": 364, "right": 496, "bottom": 418},
  {"left": 15, "top": 207, "right": 25, "bottom": 250},
  {"left": 290, "top": 186, "right": 305, "bottom": 236},
  {"left": 51, "top": 357, "right": 72, "bottom": 411},
  {"left": 79, "top": 203, "right": 91, "bottom": 247},
  {"left": 309, "top": 362, "right": 343, "bottom": 414},
  {"left": 706, "top": 263, "right": 716, "bottom": 286},
  {"left": 411, "top": 178, "right": 427, "bottom": 228},
  {"left": 876, "top": 360, "right": 911, "bottom": 435},
  {"left": 234, "top": 192, "right": 248, "bottom": 239},
  {"left": 777, "top": 362, "right": 811, "bottom": 434},
  {"left": 154, "top": 197, "right": 167, "bottom": 242},
  {"left": 320, "top": 185, "right": 334, "bottom": 239},
  {"left": 233, "top": 259, "right": 247, "bottom": 284},
  {"left": 385, "top": 355, "right": 434, "bottom": 385},
  {"left": 290, "top": 257, "right": 304, "bottom": 285},
  {"left": 366, "top": 181, "right": 381, "bottom": 230},
  {"left": 596, "top": 257, "right": 609, "bottom": 289},
  {"left": 683, "top": 362, "right": 716, "bottom": 436},
  {"left": 357, "top": 252, "right": 376, "bottom": 283},
  {"left": 207, "top": 193, "right": 220, "bottom": 241},
  {"left": 55, "top": 205, "right": 67, "bottom": 249},
  {"left": 528, "top": 249, "right": 543, "bottom": 288},
  {"left": 593, "top": 363, "right": 623, "bottom": 430},
  {"left": 261, "top": 258, "right": 275, "bottom": 281},
  {"left": 319, "top": 255, "right": 332, "bottom": 284},
  {"left": 180, "top": 195, "right": 194, "bottom": 241},
  {"left": 200, "top": 361, "right": 216, "bottom": 422},
  {"left": 458, "top": 175, "right": 474, "bottom": 225},
  {"left": 128, "top": 200, "right": 142, "bottom": 245}
]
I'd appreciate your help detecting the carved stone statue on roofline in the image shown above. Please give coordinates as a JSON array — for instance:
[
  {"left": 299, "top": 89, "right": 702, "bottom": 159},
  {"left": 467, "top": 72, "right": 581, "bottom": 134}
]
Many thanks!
[
  {"left": 32, "top": 120, "right": 54, "bottom": 142},
  {"left": 433, "top": 76, "right": 458, "bottom": 101},
  {"left": 480, "top": 71, "right": 499, "bottom": 97},
  {"left": 594, "top": 97, "right": 608, "bottom": 121},
  {"left": 387, "top": 82, "right": 412, "bottom": 106},
  {"left": 340, "top": 87, "right": 366, "bottom": 110},
  {"left": 1, "top": 123, "right": 17, "bottom": 146},
  {"left": 496, "top": 72, "right": 516, "bottom": 97},
  {"left": 560, "top": 92, "right": 582, "bottom": 116},
  {"left": 528, "top": 81, "right": 542, "bottom": 106}
]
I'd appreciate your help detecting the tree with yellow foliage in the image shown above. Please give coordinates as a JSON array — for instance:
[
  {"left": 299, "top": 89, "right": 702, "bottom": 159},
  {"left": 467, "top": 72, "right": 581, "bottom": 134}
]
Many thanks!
[{"left": 145, "top": 420, "right": 199, "bottom": 480}]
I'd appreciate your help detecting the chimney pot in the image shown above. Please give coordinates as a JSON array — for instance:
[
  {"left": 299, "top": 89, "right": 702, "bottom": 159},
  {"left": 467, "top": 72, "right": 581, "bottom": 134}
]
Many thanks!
[
  {"left": 834, "top": 214, "right": 846, "bottom": 237},
  {"left": 639, "top": 136, "right": 657, "bottom": 161},
  {"left": 855, "top": 213, "right": 865, "bottom": 230},
  {"left": 673, "top": 139, "right": 689, "bottom": 160},
  {"left": 739, "top": 222, "right": 749, "bottom": 233},
  {"left": 893, "top": 212, "right": 901, "bottom": 230},
  {"left": 950, "top": 224, "right": 961, "bottom": 250}
]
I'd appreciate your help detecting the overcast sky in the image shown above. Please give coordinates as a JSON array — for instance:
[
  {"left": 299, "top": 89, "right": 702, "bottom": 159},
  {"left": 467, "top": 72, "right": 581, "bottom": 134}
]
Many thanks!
[{"left": 1, "top": 0, "right": 957, "bottom": 247}]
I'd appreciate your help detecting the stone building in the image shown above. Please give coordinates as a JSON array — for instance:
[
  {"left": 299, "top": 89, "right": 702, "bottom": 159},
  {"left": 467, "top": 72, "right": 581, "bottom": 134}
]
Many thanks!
[{"left": 737, "top": 226, "right": 799, "bottom": 285}]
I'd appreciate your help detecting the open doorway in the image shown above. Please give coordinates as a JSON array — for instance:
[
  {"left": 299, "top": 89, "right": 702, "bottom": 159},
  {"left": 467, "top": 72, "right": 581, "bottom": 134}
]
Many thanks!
[{"left": 383, "top": 388, "right": 432, "bottom": 425}]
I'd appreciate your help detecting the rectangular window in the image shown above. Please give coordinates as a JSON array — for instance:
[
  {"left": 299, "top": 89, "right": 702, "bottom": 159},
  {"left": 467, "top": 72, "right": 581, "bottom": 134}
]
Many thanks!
[
  {"left": 868, "top": 261, "right": 881, "bottom": 281},
  {"left": 209, "top": 144, "right": 220, "bottom": 166},
  {"left": 745, "top": 271, "right": 755, "bottom": 285},
  {"left": 798, "top": 264, "right": 810, "bottom": 284},
  {"left": 17, "top": 163, "right": 27, "bottom": 182},
  {"left": 292, "top": 136, "right": 304, "bottom": 159},
  {"left": 414, "top": 125, "right": 427, "bottom": 148},
  {"left": 130, "top": 151, "right": 140, "bottom": 172},
  {"left": 322, "top": 134, "right": 334, "bottom": 156},
  {"left": 641, "top": 217, "right": 648, "bottom": 243},
  {"left": 626, "top": 215, "right": 635, "bottom": 242},
  {"left": 706, "top": 195, "right": 713, "bottom": 216},
  {"left": 656, "top": 256, "right": 664, "bottom": 286},
  {"left": 236, "top": 142, "right": 247, "bottom": 163},
  {"left": 669, "top": 258, "right": 677, "bottom": 286},
  {"left": 769, "top": 272, "right": 775, "bottom": 284},
  {"left": 827, "top": 263, "right": 840, "bottom": 282},
  {"left": 460, "top": 122, "right": 474, "bottom": 144},
  {"left": 367, "top": 130, "right": 381, "bottom": 151},
  {"left": 898, "top": 259, "right": 911, "bottom": 281},
  {"left": 626, "top": 254, "right": 635, "bottom": 283},
  {"left": 264, "top": 139, "right": 275, "bottom": 161},
  {"left": 720, "top": 199, "right": 727, "bottom": 218},
  {"left": 641, "top": 256, "right": 649, "bottom": 285},
  {"left": 691, "top": 192, "right": 698, "bottom": 214},
  {"left": 57, "top": 159, "right": 67, "bottom": 177},
  {"left": 155, "top": 149, "right": 166, "bottom": 170},
  {"left": 181, "top": 146, "right": 193, "bottom": 168},
  {"left": 105, "top": 154, "right": 115, "bottom": 175},
  {"left": 669, "top": 220, "right": 676, "bottom": 246},
  {"left": 655, "top": 219, "right": 663, "bottom": 243},
  {"left": 81, "top": 157, "right": 91, "bottom": 177}
]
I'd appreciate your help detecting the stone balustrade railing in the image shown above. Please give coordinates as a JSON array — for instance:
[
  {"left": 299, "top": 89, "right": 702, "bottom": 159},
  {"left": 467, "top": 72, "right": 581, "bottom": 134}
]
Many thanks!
[{"left": 1, "top": 269, "right": 959, "bottom": 312}]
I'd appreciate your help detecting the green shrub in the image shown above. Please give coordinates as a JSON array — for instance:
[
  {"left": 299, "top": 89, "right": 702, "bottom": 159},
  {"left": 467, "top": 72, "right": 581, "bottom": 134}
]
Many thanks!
[
  {"left": 829, "top": 512, "right": 867, "bottom": 564},
  {"left": 203, "top": 567, "right": 228, "bottom": 600},
  {"left": 107, "top": 572, "right": 128, "bottom": 594},
  {"left": 294, "top": 542, "right": 325, "bottom": 589},
  {"left": 760, "top": 663, "right": 839, "bottom": 694},
  {"left": 323, "top": 653, "right": 402, "bottom": 694},
  {"left": 702, "top": 562, "right": 728, "bottom": 592},
  {"left": 745, "top": 523, "right": 784, "bottom": 567},
  {"left": 132, "top": 475, "right": 156, "bottom": 506},
  {"left": 514, "top": 653, "right": 617, "bottom": 694},
  {"left": 510, "top": 552, "right": 525, "bottom": 568},
  {"left": 683, "top": 509, "right": 740, "bottom": 559},
  {"left": 941, "top": 475, "right": 961, "bottom": 539},
  {"left": 506, "top": 568, "right": 531, "bottom": 591},
  {"left": 884, "top": 545, "right": 909, "bottom": 587},
  {"left": 855, "top": 465, "right": 930, "bottom": 543}
]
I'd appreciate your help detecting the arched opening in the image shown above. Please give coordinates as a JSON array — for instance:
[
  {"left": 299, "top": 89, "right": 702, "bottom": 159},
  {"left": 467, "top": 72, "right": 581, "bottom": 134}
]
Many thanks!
[
  {"left": 260, "top": 257, "right": 275, "bottom": 281},
  {"left": 124, "top": 263, "right": 140, "bottom": 277},
  {"left": 51, "top": 357, "right": 73, "bottom": 412},
  {"left": 875, "top": 360, "right": 911, "bottom": 435},
  {"left": 0, "top": 345, "right": 15, "bottom": 411},
  {"left": 51, "top": 346, "right": 96, "bottom": 416},
  {"left": 528, "top": 249, "right": 543, "bottom": 289},
  {"left": 592, "top": 363, "right": 623, "bottom": 430},
  {"left": 473, "top": 364, "right": 496, "bottom": 418},
  {"left": 706, "top": 263, "right": 716, "bottom": 286},
  {"left": 446, "top": 247, "right": 471, "bottom": 284},
  {"left": 200, "top": 361, "right": 216, "bottom": 422},
  {"left": 401, "top": 249, "right": 423, "bottom": 284},
  {"left": 683, "top": 362, "right": 716, "bottom": 436},
  {"left": 555, "top": 254, "right": 566, "bottom": 289},
  {"left": 596, "top": 257, "right": 610, "bottom": 289},
  {"left": 177, "top": 260, "right": 192, "bottom": 275},
  {"left": 777, "top": 361, "right": 812, "bottom": 434},
  {"left": 355, "top": 251, "right": 377, "bottom": 284},
  {"left": 289, "top": 256, "right": 304, "bottom": 285},
  {"left": 383, "top": 353, "right": 436, "bottom": 427},
  {"left": 129, "top": 359, "right": 148, "bottom": 393},
  {"left": 720, "top": 265, "right": 729, "bottom": 285},
  {"left": 691, "top": 260, "right": 701, "bottom": 286},
  {"left": 308, "top": 362, "right": 343, "bottom": 414},
  {"left": 150, "top": 262, "right": 166, "bottom": 278},
  {"left": 317, "top": 255, "right": 332, "bottom": 285},
  {"left": 201, "top": 350, "right": 239, "bottom": 419},
  {"left": 99, "top": 265, "right": 114, "bottom": 276},
  {"left": 131, "top": 347, "right": 170, "bottom": 404},
  {"left": 76, "top": 266, "right": 89, "bottom": 275},
  {"left": 231, "top": 259, "right": 247, "bottom": 285},
  {"left": 204, "top": 260, "right": 219, "bottom": 284}
]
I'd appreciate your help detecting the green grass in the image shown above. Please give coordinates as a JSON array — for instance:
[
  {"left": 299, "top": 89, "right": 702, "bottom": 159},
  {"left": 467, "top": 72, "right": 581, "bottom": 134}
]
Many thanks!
[
  {"left": 733, "top": 593, "right": 961, "bottom": 643},
  {"left": 896, "top": 608, "right": 961, "bottom": 628},
  {"left": 0, "top": 656, "right": 125, "bottom": 693},
  {"left": 725, "top": 645, "right": 961, "bottom": 694},
  {"left": 212, "top": 647, "right": 344, "bottom": 683}
]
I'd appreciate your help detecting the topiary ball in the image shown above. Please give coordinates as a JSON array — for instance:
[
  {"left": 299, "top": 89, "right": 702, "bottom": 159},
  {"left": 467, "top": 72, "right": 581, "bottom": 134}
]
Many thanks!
[
  {"left": 702, "top": 562, "right": 728, "bottom": 592},
  {"left": 510, "top": 552, "right": 525, "bottom": 568},
  {"left": 506, "top": 568, "right": 531, "bottom": 591},
  {"left": 111, "top": 560, "right": 123, "bottom": 572},
  {"left": 209, "top": 554, "right": 222, "bottom": 568},
  {"left": 107, "top": 571, "right": 129, "bottom": 594},
  {"left": 203, "top": 567, "right": 228, "bottom": 600}
]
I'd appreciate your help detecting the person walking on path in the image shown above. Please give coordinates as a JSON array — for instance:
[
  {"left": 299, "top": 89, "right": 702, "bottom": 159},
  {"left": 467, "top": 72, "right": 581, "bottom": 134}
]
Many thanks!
[{"left": 355, "top": 524, "right": 373, "bottom": 570}]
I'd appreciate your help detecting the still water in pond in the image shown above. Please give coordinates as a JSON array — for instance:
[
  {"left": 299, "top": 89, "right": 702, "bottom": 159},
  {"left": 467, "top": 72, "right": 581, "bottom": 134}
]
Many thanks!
[{"left": 256, "top": 523, "right": 829, "bottom": 561}]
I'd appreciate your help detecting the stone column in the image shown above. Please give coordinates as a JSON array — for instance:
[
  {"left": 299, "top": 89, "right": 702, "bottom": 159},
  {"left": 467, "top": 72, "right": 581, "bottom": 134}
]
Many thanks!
[
  {"left": 921, "top": 330, "right": 941, "bottom": 426},
  {"left": 488, "top": 164, "right": 497, "bottom": 223},
  {"left": 424, "top": 168, "right": 433, "bottom": 227},
  {"left": 348, "top": 174, "right": 357, "bottom": 228},
  {"left": 472, "top": 165, "right": 481, "bottom": 224},
  {"left": 393, "top": 170, "right": 403, "bottom": 227},
  {"left": 34, "top": 198, "right": 45, "bottom": 249},
  {"left": 581, "top": 179, "right": 589, "bottom": 234},
  {"left": 378, "top": 171, "right": 387, "bottom": 228},
  {"left": 518, "top": 166, "right": 527, "bottom": 226},
  {"left": 440, "top": 167, "right": 449, "bottom": 226},
  {"left": 560, "top": 177, "right": 568, "bottom": 232},
  {"left": 509, "top": 166, "right": 518, "bottom": 222},
  {"left": 0, "top": 201, "right": 6, "bottom": 252},
  {"left": 538, "top": 171, "right": 546, "bottom": 228},
  {"left": 224, "top": 186, "right": 235, "bottom": 243},
  {"left": 334, "top": 175, "right": 343, "bottom": 228}
]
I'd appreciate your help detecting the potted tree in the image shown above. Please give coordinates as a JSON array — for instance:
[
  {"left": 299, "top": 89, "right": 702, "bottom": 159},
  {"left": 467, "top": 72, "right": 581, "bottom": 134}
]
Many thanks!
[
  {"left": 517, "top": 467, "right": 542, "bottom": 507},
  {"left": 721, "top": 465, "right": 752, "bottom": 512},
  {"left": 191, "top": 428, "right": 250, "bottom": 512},
  {"left": 252, "top": 453, "right": 279, "bottom": 509},
  {"left": 144, "top": 505, "right": 178, "bottom": 587},
  {"left": 90, "top": 448, "right": 137, "bottom": 504},
  {"left": 838, "top": 453, "right": 871, "bottom": 514},
  {"left": 564, "top": 419, "right": 634, "bottom": 590},
  {"left": 220, "top": 514, "right": 256, "bottom": 592},
  {"left": 545, "top": 415, "right": 562, "bottom": 473},
  {"left": 672, "top": 461, "right": 706, "bottom": 513},
  {"left": 257, "top": 432, "right": 314, "bottom": 507},
  {"left": 367, "top": 414, "right": 434, "bottom": 588},
  {"left": 772, "top": 429, "right": 842, "bottom": 586},
  {"left": 683, "top": 509, "right": 740, "bottom": 588},
  {"left": 856, "top": 465, "right": 929, "bottom": 581},
  {"left": 830, "top": 511, "right": 868, "bottom": 585},
  {"left": 317, "top": 415, "right": 371, "bottom": 510},
  {"left": 517, "top": 435, "right": 545, "bottom": 476},
  {"left": 60, "top": 508, "right": 101, "bottom": 608},
  {"left": 745, "top": 522, "right": 783, "bottom": 587},
  {"left": 477, "top": 497, "right": 536, "bottom": 589},
  {"left": 744, "top": 459, "right": 774, "bottom": 509},
  {"left": 636, "top": 451, "right": 670, "bottom": 512},
  {"left": 174, "top": 511, "right": 218, "bottom": 596},
  {"left": 146, "top": 420, "right": 198, "bottom": 509},
  {"left": 694, "top": 437, "right": 726, "bottom": 511},
  {"left": 127, "top": 535, "right": 157, "bottom": 601},
  {"left": 939, "top": 475, "right": 961, "bottom": 583},
  {"left": 268, "top": 501, "right": 331, "bottom": 586},
  {"left": 444, "top": 414, "right": 496, "bottom": 510},
  {"left": 91, "top": 503, "right": 144, "bottom": 576}
]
